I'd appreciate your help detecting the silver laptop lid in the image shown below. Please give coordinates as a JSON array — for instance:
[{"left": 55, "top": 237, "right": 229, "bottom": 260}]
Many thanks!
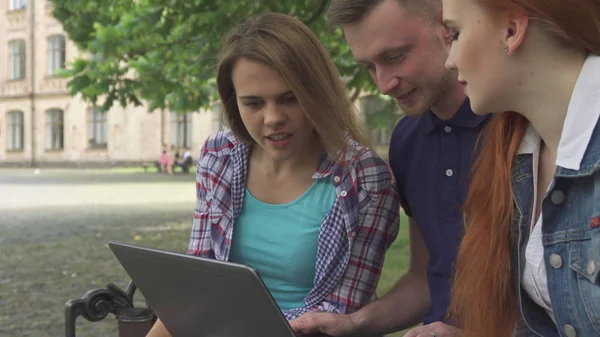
[{"left": 108, "top": 241, "right": 296, "bottom": 337}]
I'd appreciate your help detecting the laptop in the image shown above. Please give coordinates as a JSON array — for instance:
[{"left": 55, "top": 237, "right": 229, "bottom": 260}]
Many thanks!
[{"left": 108, "top": 241, "right": 297, "bottom": 337}]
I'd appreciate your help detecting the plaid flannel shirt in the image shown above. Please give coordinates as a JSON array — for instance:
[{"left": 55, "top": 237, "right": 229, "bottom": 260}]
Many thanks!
[{"left": 188, "top": 131, "right": 400, "bottom": 320}]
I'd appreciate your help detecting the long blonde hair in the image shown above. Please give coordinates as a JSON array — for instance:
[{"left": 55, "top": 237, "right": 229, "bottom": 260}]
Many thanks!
[{"left": 216, "top": 12, "right": 370, "bottom": 157}]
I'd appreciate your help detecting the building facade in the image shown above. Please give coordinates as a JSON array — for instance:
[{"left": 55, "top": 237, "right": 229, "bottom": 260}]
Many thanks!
[
  {"left": 0, "top": 0, "right": 220, "bottom": 167},
  {"left": 0, "top": 1, "right": 395, "bottom": 168}
]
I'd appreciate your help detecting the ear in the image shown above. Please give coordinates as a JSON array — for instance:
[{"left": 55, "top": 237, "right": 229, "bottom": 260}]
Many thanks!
[
  {"left": 441, "top": 24, "right": 453, "bottom": 45},
  {"left": 505, "top": 11, "right": 529, "bottom": 55},
  {"left": 436, "top": 8, "right": 454, "bottom": 45}
]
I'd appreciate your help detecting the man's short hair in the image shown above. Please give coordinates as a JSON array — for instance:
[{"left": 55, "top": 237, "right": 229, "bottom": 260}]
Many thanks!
[{"left": 327, "top": 0, "right": 441, "bottom": 28}]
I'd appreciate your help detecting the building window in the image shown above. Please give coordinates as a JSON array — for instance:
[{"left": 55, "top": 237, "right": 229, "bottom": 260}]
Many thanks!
[
  {"left": 8, "top": 40, "right": 26, "bottom": 80},
  {"left": 211, "top": 103, "right": 227, "bottom": 133},
  {"left": 88, "top": 107, "right": 107, "bottom": 148},
  {"left": 45, "top": 109, "right": 63, "bottom": 150},
  {"left": 47, "top": 35, "right": 66, "bottom": 76},
  {"left": 6, "top": 111, "right": 24, "bottom": 151},
  {"left": 170, "top": 112, "right": 192, "bottom": 148},
  {"left": 8, "top": 0, "right": 26, "bottom": 11}
]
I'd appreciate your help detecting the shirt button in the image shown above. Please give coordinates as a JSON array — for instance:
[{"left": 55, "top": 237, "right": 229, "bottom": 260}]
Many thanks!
[
  {"left": 340, "top": 190, "right": 347, "bottom": 197},
  {"left": 550, "top": 254, "right": 563, "bottom": 268},
  {"left": 550, "top": 190, "right": 565, "bottom": 205},
  {"left": 564, "top": 324, "right": 576, "bottom": 337},
  {"left": 446, "top": 169, "right": 453, "bottom": 177},
  {"left": 333, "top": 176, "right": 341, "bottom": 183},
  {"left": 444, "top": 126, "right": 452, "bottom": 133}
]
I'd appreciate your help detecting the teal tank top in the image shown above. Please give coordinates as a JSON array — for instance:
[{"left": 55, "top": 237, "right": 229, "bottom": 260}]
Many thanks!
[{"left": 229, "top": 178, "right": 336, "bottom": 310}]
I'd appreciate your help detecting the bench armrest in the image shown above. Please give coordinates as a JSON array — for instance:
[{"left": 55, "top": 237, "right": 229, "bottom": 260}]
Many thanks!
[{"left": 64, "top": 282, "right": 140, "bottom": 337}]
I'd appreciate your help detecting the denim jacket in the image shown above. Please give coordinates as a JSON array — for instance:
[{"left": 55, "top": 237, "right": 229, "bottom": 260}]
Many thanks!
[{"left": 511, "top": 58, "right": 600, "bottom": 336}]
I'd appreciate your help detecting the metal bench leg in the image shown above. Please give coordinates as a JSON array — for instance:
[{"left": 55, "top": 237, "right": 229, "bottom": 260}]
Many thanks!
[{"left": 65, "top": 299, "right": 86, "bottom": 337}]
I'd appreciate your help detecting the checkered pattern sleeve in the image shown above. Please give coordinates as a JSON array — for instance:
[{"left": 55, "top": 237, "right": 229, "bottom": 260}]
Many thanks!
[{"left": 187, "top": 133, "right": 234, "bottom": 258}]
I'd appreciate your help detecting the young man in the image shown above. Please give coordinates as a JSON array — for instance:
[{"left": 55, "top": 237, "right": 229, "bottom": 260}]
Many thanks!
[{"left": 290, "top": 0, "right": 489, "bottom": 336}]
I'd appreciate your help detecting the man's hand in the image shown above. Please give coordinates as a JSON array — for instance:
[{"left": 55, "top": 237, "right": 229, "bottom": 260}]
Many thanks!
[
  {"left": 290, "top": 312, "right": 359, "bottom": 337},
  {"left": 403, "top": 322, "right": 461, "bottom": 337}
]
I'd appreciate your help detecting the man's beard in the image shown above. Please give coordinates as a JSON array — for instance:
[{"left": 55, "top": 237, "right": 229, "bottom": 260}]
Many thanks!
[{"left": 403, "top": 68, "right": 455, "bottom": 117}]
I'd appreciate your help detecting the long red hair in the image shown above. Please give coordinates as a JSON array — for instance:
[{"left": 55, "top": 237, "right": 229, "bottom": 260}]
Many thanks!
[
  {"left": 448, "top": 0, "right": 600, "bottom": 335},
  {"left": 450, "top": 112, "right": 527, "bottom": 336}
]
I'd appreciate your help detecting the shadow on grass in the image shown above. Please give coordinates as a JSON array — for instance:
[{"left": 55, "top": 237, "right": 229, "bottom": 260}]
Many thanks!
[
  {"left": 0, "top": 212, "right": 412, "bottom": 337},
  {"left": 0, "top": 212, "right": 191, "bottom": 337}
]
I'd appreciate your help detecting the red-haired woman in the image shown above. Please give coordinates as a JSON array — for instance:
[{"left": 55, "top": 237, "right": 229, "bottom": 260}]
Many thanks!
[{"left": 406, "top": 0, "right": 600, "bottom": 336}]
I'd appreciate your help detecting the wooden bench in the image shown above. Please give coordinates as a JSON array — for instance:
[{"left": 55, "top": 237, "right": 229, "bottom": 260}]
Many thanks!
[
  {"left": 65, "top": 281, "right": 156, "bottom": 337},
  {"left": 174, "top": 156, "right": 193, "bottom": 173},
  {"left": 141, "top": 157, "right": 193, "bottom": 174},
  {"left": 141, "top": 162, "right": 161, "bottom": 173}
]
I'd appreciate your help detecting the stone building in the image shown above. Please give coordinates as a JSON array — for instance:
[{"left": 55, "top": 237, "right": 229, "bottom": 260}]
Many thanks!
[
  {"left": 0, "top": 0, "right": 394, "bottom": 167},
  {"left": 0, "top": 0, "right": 221, "bottom": 167}
]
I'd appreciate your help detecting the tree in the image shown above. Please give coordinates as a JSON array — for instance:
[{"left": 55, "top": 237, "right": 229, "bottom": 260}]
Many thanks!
[{"left": 50, "top": 0, "right": 385, "bottom": 113}]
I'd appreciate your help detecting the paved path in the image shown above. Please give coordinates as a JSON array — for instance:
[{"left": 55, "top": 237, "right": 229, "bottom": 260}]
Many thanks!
[{"left": 0, "top": 168, "right": 196, "bottom": 210}]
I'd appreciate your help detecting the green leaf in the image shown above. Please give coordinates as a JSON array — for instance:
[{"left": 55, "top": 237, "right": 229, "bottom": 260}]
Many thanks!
[{"left": 49, "top": 0, "right": 391, "bottom": 123}]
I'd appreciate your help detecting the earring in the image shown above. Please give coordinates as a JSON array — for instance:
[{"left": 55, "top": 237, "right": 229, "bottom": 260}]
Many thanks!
[{"left": 504, "top": 46, "right": 509, "bottom": 54}]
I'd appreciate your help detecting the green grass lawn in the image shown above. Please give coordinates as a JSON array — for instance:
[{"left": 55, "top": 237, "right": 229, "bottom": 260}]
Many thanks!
[
  {"left": 378, "top": 212, "right": 410, "bottom": 293},
  {"left": 377, "top": 212, "right": 413, "bottom": 336},
  {"left": 0, "top": 208, "right": 413, "bottom": 337}
]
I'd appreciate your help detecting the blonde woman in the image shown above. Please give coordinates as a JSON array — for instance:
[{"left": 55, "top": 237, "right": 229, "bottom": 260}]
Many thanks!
[{"left": 146, "top": 12, "right": 400, "bottom": 337}]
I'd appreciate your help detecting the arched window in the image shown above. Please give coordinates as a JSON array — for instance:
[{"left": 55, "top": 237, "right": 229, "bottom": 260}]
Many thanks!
[
  {"left": 45, "top": 109, "right": 64, "bottom": 150},
  {"left": 6, "top": 111, "right": 24, "bottom": 151},
  {"left": 47, "top": 35, "right": 66, "bottom": 76},
  {"left": 8, "top": 39, "right": 26, "bottom": 80},
  {"left": 170, "top": 112, "right": 193, "bottom": 148},
  {"left": 88, "top": 107, "right": 107, "bottom": 148}
]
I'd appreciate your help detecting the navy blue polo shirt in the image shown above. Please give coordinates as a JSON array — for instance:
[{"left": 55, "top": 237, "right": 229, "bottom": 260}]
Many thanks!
[{"left": 388, "top": 98, "right": 489, "bottom": 324}]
